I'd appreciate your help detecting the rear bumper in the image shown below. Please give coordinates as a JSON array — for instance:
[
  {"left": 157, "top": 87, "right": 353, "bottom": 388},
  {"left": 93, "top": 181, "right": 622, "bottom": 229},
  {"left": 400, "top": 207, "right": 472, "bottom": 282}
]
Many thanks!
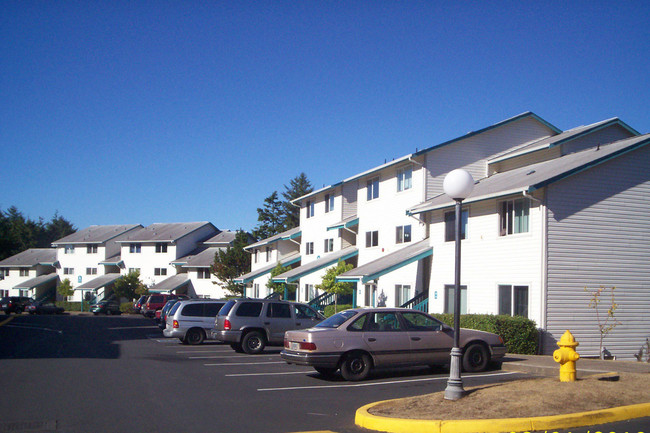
[
  {"left": 280, "top": 350, "right": 341, "bottom": 368},
  {"left": 211, "top": 330, "right": 242, "bottom": 343}
]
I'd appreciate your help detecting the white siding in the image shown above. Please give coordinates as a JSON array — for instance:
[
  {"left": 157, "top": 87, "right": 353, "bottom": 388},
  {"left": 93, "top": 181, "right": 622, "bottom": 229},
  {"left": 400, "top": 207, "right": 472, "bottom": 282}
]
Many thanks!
[
  {"left": 545, "top": 144, "right": 650, "bottom": 360},
  {"left": 342, "top": 181, "right": 358, "bottom": 219},
  {"left": 562, "top": 124, "right": 635, "bottom": 155}
]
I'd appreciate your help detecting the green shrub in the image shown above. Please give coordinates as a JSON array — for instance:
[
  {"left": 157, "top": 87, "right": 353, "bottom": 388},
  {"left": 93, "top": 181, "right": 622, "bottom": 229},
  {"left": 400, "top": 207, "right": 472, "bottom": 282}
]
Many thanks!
[
  {"left": 55, "top": 301, "right": 92, "bottom": 312},
  {"left": 432, "top": 313, "right": 538, "bottom": 355},
  {"left": 323, "top": 304, "right": 352, "bottom": 317},
  {"left": 120, "top": 302, "right": 135, "bottom": 314}
]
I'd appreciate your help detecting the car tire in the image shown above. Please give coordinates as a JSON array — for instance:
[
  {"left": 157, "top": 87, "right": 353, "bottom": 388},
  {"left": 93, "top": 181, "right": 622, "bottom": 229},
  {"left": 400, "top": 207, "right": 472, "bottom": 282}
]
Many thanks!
[
  {"left": 340, "top": 352, "right": 372, "bottom": 381},
  {"left": 314, "top": 367, "right": 337, "bottom": 377},
  {"left": 186, "top": 328, "right": 205, "bottom": 345},
  {"left": 462, "top": 343, "right": 489, "bottom": 372},
  {"left": 242, "top": 331, "right": 265, "bottom": 354},
  {"left": 230, "top": 343, "right": 244, "bottom": 353}
]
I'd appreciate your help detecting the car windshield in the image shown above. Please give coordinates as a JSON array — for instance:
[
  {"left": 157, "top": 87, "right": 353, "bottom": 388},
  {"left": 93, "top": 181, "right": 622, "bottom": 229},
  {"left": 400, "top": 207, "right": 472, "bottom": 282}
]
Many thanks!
[{"left": 315, "top": 310, "right": 358, "bottom": 328}]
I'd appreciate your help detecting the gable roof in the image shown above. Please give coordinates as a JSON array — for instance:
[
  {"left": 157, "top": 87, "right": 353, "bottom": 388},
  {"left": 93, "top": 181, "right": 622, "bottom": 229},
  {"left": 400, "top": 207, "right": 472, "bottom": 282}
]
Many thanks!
[
  {"left": 408, "top": 134, "right": 650, "bottom": 215},
  {"left": 245, "top": 227, "right": 301, "bottom": 251},
  {"left": 203, "top": 230, "right": 237, "bottom": 246},
  {"left": 116, "top": 222, "right": 216, "bottom": 243},
  {"left": 0, "top": 249, "right": 58, "bottom": 268},
  {"left": 52, "top": 224, "right": 142, "bottom": 246},
  {"left": 293, "top": 112, "right": 560, "bottom": 204}
]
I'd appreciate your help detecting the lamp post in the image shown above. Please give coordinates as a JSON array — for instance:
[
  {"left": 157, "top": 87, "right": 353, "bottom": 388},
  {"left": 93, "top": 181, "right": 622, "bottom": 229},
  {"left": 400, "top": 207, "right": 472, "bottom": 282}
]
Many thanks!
[{"left": 443, "top": 168, "right": 474, "bottom": 401}]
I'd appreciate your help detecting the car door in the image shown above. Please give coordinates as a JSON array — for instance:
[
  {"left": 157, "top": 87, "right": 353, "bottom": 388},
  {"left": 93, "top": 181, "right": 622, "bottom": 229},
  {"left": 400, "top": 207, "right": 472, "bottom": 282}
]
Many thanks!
[
  {"left": 264, "top": 302, "right": 294, "bottom": 343},
  {"left": 400, "top": 311, "right": 454, "bottom": 364},
  {"left": 292, "top": 304, "right": 322, "bottom": 329},
  {"left": 201, "top": 302, "right": 224, "bottom": 330},
  {"left": 361, "top": 311, "right": 412, "bottom": 367}
]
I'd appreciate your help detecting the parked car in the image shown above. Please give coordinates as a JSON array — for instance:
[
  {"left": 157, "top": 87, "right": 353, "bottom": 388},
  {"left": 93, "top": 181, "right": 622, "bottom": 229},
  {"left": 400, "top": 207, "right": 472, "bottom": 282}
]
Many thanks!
[
  {"left": 25, "top": 300, "right": 64, "bottom": 315},
  {"left": 212, "top": 298, "right": 324, "bottom": 354},
  {"left": 0, "top": 296, "right": 34, "bottom": 314},
  {"left": 163, "top": 299, "right": 226, "bottom": 345},
  {"left": 90, "top": 300, "right": 121, "bottom": 315},
  {"left": 141, "top": 294, "right": 188, "bottom": 318},
  {"left": 158, "top": 299, "right": 181, "bottom": 330},
  {"left": 133, "top": 295, "right": 148, "bottom": 314},
  {"left": 281, "top": 308, "right": 507, "bottom": 381}
]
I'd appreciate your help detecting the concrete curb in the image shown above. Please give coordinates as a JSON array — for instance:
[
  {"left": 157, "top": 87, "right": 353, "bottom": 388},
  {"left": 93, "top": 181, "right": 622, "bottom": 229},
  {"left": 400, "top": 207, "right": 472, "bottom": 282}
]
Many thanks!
[{"left": 355, "top": 399, "right": 650, "bottom": 433}]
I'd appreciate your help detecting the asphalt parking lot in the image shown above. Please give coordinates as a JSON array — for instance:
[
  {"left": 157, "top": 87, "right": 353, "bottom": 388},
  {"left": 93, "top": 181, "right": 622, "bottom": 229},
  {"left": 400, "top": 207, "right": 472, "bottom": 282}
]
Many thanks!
[{"left": 0, "top": 313, "right": 526, "bottom": 433}]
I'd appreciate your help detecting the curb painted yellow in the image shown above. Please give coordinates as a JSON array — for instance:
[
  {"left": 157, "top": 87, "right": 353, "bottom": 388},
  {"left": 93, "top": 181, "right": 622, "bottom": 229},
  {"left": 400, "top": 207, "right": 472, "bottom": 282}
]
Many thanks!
[
  {"left": 355, "top": 399, "right": 650, "bottom": 433},
  {"left": 0, "top": 316, "right": 13, "bottom": 326}
]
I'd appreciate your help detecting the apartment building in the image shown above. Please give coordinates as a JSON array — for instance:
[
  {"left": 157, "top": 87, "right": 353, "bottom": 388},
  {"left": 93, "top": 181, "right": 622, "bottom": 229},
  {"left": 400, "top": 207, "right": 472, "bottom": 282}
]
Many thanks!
[{"left": 0, "top": 249, "right": 58, "bottom": 299}]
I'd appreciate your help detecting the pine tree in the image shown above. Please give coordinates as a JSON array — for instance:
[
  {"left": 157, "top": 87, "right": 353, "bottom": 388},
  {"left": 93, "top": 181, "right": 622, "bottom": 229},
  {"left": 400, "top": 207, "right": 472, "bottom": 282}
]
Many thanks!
[
  {"left": 282, "top": 173, "right": 313, "bottom": 230},
  {"left": 211, "top": 230, "right": 252, "bottom": 297},
  {"left": 252, "top": 191, "right": 284, "bottom": 240}
]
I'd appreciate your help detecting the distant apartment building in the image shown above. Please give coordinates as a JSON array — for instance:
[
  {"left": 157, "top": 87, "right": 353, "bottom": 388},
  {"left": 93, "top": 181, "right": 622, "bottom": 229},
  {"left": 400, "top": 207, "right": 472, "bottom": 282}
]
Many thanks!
[{"left": 0, "top": 249, "right": 58, "bottom": 299}]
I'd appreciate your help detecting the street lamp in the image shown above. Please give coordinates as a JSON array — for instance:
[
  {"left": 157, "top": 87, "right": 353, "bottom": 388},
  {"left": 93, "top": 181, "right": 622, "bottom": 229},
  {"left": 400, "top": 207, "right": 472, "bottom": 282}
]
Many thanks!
[{"left": 443, "top": 168, "right": 474, "bottom": 401}]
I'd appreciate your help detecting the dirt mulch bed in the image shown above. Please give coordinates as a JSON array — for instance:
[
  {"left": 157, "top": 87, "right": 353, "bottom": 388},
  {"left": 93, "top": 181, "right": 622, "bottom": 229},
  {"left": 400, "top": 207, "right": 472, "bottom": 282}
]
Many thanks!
[{"left": 369, "top": 373, "right": 650, "bottom": 420}]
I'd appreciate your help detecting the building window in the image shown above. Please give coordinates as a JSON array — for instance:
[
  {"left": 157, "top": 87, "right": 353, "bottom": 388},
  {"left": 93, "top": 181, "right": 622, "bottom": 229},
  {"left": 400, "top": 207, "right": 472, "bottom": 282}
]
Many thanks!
[
  {"left": 63, "top": 268, "right": 74, "bottom": 275},
  {"left": 2, "top": 270, "right": 8, "bottom": 277},
  {"left": 325, "top": 194, "right": 335, "bottom": 213},
  {"left": 19, "top": 269, "right": 29, "bottom": 277},
  {"left": 64, "top": 246, "right": 75, "bottom": 254},
  {"left": 366, "top": 177, "right": 379, "bottom": 201},
  {"left": 128, "top": 268, "right": 140, "bottom": 274},
  {"left": 444, "top": 285, "right": 467, "bottom": 314},
  {"left": 365, "top": 231, "right": 379, "bottom": 248},
  {"left": 500, "top": 198, "right": 530, "bottom": 236},
  {"left": 253, "top": 250, "right": 258, "bottom": 264},
  {"left": 266, "top": 246, "right": 273, "bottom": 261},
  {"left": 87, "top": 245, "right": 98, "bottom": 254},
  {"left": 395, "top": 284, "right": 412, "bottom": 306},
  {"left": 396, "top": 225, "right": 412, "bottom": 244},
  {"left": 498, "top": 285, "right": 529, "bottom": 317},
  {"left": 306, "top": 200, "right": 314, "bottom": 218},
  {"left": 304, "top": 284, "right": 315, "bottom": 302},
  {"left": 129, "top": 244, "right": 141, "bottom": 253},
  {"left": 0, "top": 290, "right": 8, "bottom": 297},
  {"left": 197, "top": 269, "right": 211, "bottom": 279},
  {"left": 155, "top": 243, "right": 168, "bottom": 253},
  {"left": 397, "top": 166, "right": 412, "bottom": 192},
  {"left": 86, "top": 268, "right": 97, "bottom": 275},
  {"left": 445, "top": 210, "right": 469, "bottom": 242},
  {"left": 324, "top": 238, "right": 334, "bottom": 253},
  {"left": 253, "top": 284, "right": 260, "bottom": 298},
  {"left": 154, "top": 268, "right": 167, "bottom": 276},
  {"left": 305, "top": 242, "right": 314, "bottom": 255}
]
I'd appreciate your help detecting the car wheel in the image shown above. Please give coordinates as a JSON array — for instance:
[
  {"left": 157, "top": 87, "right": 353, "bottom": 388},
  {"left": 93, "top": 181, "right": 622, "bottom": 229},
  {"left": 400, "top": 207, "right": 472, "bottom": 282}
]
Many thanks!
[
  {"left": 314, "top": 367, "right": 337, "bottom": 377},
  {"left": 180, "top": 338, "right": 189, "bottom": 345},
  {"left": 242, "top": 331, "right": 265, "bottom": 354},
  {"left": 340, "top": 352, "right": 372, "bottom": 381},
  {"left": 230, "top": 343, "right": 244, "bottom": 353},
  {"left": 462, "top": 343, "right": 489, "bottom": 372},
  {"left": 186, "top": 328, "right": 205, "bottom": 345}
]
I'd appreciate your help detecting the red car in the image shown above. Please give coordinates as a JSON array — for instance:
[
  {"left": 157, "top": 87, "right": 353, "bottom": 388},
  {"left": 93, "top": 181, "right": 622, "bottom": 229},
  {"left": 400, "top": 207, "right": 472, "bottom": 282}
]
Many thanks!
[{"left": 142, "top": 294, "right": 188, "bottom": 318}]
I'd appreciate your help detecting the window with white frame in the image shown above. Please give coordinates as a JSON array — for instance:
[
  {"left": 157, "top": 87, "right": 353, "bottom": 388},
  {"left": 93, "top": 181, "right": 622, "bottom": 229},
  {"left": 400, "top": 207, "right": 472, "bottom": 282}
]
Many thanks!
[
  {"left": 266, "top": 246, "right": 273, "bottom": 261},
  {"left": 64, "top": 246, "right": 75, "bottom": 254},
  {"left": 325, "top": 194, "right": 335, "bottom": 213},
  {"left": 197, "top": 269, "right": 211, "bottom": 279},
  {"left": 305, "top": 242, "right": 314, "bottom": 255},
  {"left": 499, "top": 198, "right": 530, "bottom": 236},
  {"left": 444, "top": 285, "right": 467, "bottom": 314},
  {"left": 304, "top": 284, "right": 315, "bottom": 302},
  {"left": 154, "top": 268, "right": 167, "bottom": 276},
  {"left": 395, "top": 284, "right": 412, "bottom": 306},
  {"left": 366, "top": 177, "right": 379, "bottom": 201},
  {"left": 86, "top": 268, "right": 97, "bottom": 275},
  {"left": 2, "top": 270, "right": 8, "bottom": 277},
  {"left": 87, "top": 245, "right": 98, "bottom": 254},
  {"left": 129, "top": 244, "right": 141, "bottom": 253},
  {"left": 365, "top": 231, "right": 379, "bottom": 248},
  {"left": 253, "top": 284, "right": 260, "bottom": 298},
  {"left": 306, "top": 200, "right": 314, "bottom": 218},
  {"left": 155, "top": 243, "right": 168, "bottom": 253},
  {"left": 253, "top": 249, "right": 258, "bottom": 264},
  {"left": 324, "top": 238, "right": 334, "bottom": 253},
  {"left": 0, "top": 289, "right": 8, "bottom": 297},
  {"left": 19, "top": 269, "right": 29, "bottom": 277},
  {"left": 397, "top": 166, "right": 412, "bottom": 192},
  {"left": 444, "top": 209, "right": 468, "bottom": 242},
  {"left": 395, "top": 225, "right": 412, "bottom": 244},
  {"left": 64, "top": 268, "right": 74, "bottom": 275},
  {"left": 498, "top": 285, "right": 529, "bottom": 317}
]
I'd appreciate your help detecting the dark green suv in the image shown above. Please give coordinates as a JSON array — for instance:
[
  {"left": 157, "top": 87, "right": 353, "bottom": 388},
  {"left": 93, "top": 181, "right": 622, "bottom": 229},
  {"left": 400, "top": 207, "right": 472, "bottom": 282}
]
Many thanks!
[{"left": 1, "top": 296, "right": 34, "bottom": 314}]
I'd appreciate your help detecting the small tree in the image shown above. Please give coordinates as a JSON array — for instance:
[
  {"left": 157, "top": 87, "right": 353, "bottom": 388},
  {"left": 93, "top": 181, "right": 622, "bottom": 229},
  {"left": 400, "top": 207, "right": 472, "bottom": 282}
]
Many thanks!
[
  {"left": 267, "top": 262, "right": 291, "bottom": 295},
  {"left": 57, "top": 278, "right": 74, "bottom": 300},
  {"left": 586, "top": 286, "right": 622, "bottom": 359},
  {"left": 212, "top": 230, "right": 252, "bottom": 297},
  {"left": 316, "top": 260, "right": 354, "bottom": 314},
  {"left": 113, "top": 271, "right": 146, "bottom": 301}
]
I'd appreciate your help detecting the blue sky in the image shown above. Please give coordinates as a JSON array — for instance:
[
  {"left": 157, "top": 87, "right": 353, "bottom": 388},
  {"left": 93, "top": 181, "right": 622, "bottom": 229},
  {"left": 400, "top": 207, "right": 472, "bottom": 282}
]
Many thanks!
[{"left": 2, "top": 1, "right": 648, "bottom": 233}]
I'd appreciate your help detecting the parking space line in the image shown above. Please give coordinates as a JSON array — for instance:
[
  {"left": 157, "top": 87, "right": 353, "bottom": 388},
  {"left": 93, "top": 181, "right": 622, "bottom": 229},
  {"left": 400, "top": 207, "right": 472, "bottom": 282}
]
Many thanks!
[
  {"left": 108, "top": 326, "right": 160, "bottom": 330},
  {"left": 0, "top": 316, "right": 13, "bottom": 326},
  {"left": 257, "top": 371, "right": 517, "bottom": 392},
  {"left": 190, "top": 354, "right": 277, "bottom": 359},
  {"left": 226, "top": 371, "right": 311, "bottom": 377},
  {"left": 205, "top": 361, "right": 286, "bottom": 366}
]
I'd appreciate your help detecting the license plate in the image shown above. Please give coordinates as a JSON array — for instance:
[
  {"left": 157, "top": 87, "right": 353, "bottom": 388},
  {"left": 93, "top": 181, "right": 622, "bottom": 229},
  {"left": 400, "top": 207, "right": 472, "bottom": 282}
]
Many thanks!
[{"left": 290, "top": 342, "right": 300, "bottom": 351}]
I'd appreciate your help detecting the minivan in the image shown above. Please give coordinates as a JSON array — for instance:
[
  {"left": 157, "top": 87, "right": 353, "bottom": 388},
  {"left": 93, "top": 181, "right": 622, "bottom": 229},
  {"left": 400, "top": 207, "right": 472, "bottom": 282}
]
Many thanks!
[{"left": 163, "top": 299, "right": 226, "bottom": 345}]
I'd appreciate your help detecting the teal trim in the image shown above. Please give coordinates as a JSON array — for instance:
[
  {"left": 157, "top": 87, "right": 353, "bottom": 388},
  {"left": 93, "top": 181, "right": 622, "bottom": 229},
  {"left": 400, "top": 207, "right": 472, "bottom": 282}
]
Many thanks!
[
  {"left": 237, "top": 256, "right": 301, "bottom": 284},
  {"left": 327, "top": 217, "right": 359, "bottom": 231},
  {"left": 360, "top": 248, "right": 433, "bottom": 284},
  {"left": 272, "top": 250, "right": 359, "bottom": 283},
  {"left": 548, "top": 120, "right": 640, "bottom": 150},
  {"left": 337, "top": 278, "right": 360, "bottom": 283}
]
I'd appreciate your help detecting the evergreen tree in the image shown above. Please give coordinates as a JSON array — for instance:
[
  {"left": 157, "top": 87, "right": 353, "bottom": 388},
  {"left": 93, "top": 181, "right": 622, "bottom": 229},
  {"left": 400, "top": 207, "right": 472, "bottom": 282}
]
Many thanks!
[
  {"left": 282, "top": 173, "right": 313, "bottom": 230},
  {"left": 211, "top": 230, "right": 252, "bottom": 297},
  {"left": 252, "top": 191, "right": 284, "bottom": 240}
]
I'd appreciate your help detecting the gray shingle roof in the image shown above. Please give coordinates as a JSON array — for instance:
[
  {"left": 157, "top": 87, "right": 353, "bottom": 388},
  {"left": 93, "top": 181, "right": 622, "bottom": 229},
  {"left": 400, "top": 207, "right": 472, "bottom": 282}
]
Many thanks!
[
  {"left": 203, "top": 230, "right": 237, "bottom": 246},
  {"left": 52, "top": 224, "right": 142, "bottom": 245},
  {"left": 408, "top": 134, "right": 650, "bottom": 215},
  {"left": 76, "top": 273, "right": 122, "bottom": 290},
  {"left": 0, "top": 249, "right": 58, "bottom": 268},
  {"left": 13, "top": 273, "right": 59, "bottom": 289},
  {"left": 116, "top": 222, "right": 216, "bottom": 243},
  {"left": 182, "top": 247, "right": 221, "bottom": 268},
  {"left": 245, "top": 227, "right": 301, "bottom": 250},
  {"left": 149, "top": 274, "right": 189, "bottom": 293},
  {"left": 272, "top": 247, "right": 358, "bottom": 283},
  {"left": 233, "top": 252, "right": 302, "bottom": 284}
]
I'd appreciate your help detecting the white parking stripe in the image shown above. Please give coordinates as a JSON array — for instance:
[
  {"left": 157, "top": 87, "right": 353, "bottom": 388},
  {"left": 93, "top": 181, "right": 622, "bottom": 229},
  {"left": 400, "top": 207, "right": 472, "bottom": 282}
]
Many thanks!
[
  {"left": 190, "top": 355, "right": 277, "bottom": 359},
  {"left": 205, "top": 361, "right": 286, "bottom": 366},
  {"left": 226, "top": 371, "right": 311, "bottom": 377},
  {"left": 257, "top": 371, "right": 517, "bottom": 392}
]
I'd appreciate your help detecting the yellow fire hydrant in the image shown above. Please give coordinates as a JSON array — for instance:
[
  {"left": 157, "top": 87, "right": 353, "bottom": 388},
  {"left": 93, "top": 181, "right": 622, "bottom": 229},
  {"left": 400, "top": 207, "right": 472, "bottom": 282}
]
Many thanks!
[{"left": 553, "top": 330, "right": 580, "bottom": 382}]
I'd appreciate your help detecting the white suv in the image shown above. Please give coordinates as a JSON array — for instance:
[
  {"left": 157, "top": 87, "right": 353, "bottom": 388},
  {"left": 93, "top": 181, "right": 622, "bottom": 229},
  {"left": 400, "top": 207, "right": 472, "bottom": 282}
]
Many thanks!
[{"left": 163, "top": 299, "right": 226, "bottom": 345}]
